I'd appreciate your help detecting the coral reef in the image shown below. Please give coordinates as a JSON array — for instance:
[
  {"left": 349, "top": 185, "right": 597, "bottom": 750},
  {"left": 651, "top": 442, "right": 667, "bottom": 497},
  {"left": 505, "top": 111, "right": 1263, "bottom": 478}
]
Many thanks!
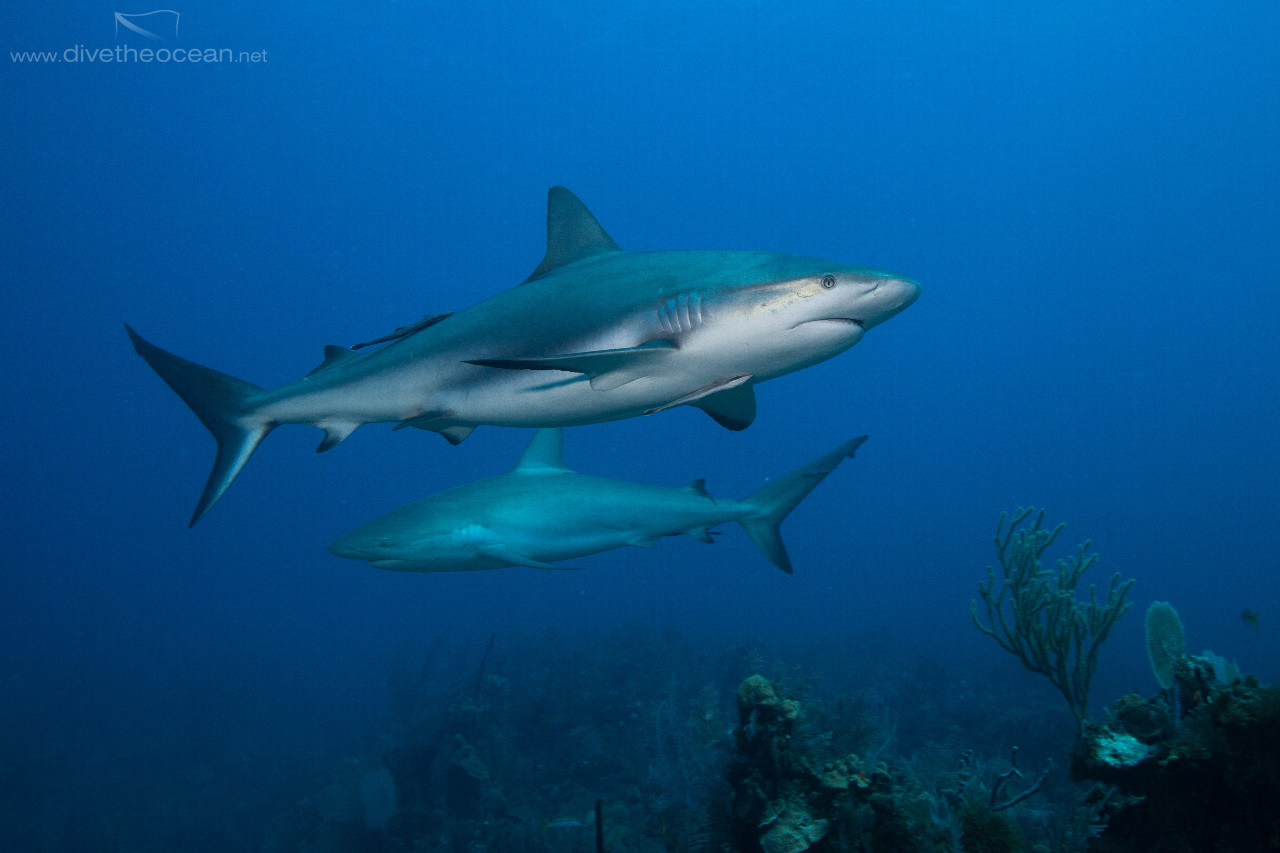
[
  {"left": 257, "top": 628, "right": 1094, "bottom": 853},
  {"left": 1142, "top": 602, "right": 1184, "bottom": 691},
  {"left": 723, "top": 674, "right": 1059, "bottom": 853},
  {"left": 971, "top": 507, "right": 1135, "bottom": 730},
  {"left": 1072, "top": 653, "right": 1280, "bottom": 852},
  {"left": 239, "top": 617, "right": 1270, "bottom": 852}
]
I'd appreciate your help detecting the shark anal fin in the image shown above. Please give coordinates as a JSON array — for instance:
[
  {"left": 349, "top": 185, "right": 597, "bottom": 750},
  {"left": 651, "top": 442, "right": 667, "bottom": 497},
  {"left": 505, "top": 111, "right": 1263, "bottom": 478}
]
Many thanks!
[
  {"left": 688, "top": 526, "right": 720, "bottom": 544},
  {"left": 646, "top": 375, "right": 754, "bottom": 421},
  {"left": 466, "top": 340, "right": 676, "bottom": 392},
  {"left": 523, "top": 186, "right": 622, "bottom": 283},
  {"left": 479, "top": 545, "right": 580, "bottom": 570}
]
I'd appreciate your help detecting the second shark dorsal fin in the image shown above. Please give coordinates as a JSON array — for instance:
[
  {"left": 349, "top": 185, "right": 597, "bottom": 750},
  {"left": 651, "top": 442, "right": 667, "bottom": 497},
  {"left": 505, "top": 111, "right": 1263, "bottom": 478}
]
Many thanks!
[
  {"left": 523, "top": 186, "right": 622, "bottom": 283},
  {"left": 308, "top": 345, "right": 360, "bottom": 376},
  {"left": 513, "top": 428, "right": 572, "bottom": 473},
  {"left": 683, "top": 478, "right": 711, "bottom": 497}
]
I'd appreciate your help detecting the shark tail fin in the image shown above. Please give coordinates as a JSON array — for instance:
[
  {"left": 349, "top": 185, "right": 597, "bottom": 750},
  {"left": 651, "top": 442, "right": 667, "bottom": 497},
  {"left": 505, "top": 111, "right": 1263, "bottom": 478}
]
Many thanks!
[
  {"left": 738, "top": 436, "right": 868, "bottom": 574},
  {"left": 124, "top": 324, "right": 272, "bottom": 526}
]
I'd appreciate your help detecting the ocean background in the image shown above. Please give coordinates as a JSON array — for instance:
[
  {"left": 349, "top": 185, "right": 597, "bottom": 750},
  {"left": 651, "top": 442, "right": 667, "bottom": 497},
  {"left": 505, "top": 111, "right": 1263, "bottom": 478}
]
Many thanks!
[{"left": 4, "top": 1, "right": 1278, "bottom": 850}]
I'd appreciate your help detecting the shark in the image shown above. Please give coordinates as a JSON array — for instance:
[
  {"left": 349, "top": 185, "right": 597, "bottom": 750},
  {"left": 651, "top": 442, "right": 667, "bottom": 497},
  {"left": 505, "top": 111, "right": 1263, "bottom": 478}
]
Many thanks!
[
  {"left": 328, "top": 429, "right": 867, "bottom": 574},
  {"left": 126, "top": 186, "right": 919, "bottom": 525}
]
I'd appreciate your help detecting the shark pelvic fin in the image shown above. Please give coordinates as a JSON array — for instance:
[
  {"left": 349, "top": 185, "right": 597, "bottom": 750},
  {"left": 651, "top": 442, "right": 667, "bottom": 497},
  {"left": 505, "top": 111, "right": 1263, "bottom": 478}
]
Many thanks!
[
  {"left": 124, "top": 324, "right": 272, "bottom": 527},
  {"left": 466, "top": 339, "right": 676, "bottom": 391},
  {"left": 436, "top": 425, "right": 476, "bottom": 445},
  {"left": 315, "top": 420, "right": 360, "bottom": 452},
  {"left": 645, "top": 374, "right": 754, "bottom": 419},
  {"left": 738, "top": 435, "right": 868, "bottom": 574},
  {"left": 523, "top": 186, "right": 622, "bottom": 282},
  {"left": 479, "top": 544, "right": 581, "bottom": 570},
  {"left": 514, "top": 428, "right": 571, "bottom": 473}
]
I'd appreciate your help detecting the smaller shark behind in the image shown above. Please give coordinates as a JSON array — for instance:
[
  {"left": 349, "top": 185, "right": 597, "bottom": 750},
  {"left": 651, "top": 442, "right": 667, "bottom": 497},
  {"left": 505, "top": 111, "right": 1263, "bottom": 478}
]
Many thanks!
[{"left": 328, "top": 430, "right": 867, "bottom": 574}]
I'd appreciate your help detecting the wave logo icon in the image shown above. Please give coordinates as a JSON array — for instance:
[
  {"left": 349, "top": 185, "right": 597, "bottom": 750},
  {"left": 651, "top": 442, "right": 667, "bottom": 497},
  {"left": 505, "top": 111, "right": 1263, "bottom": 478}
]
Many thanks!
[{"left": 113, "top": 10, "right": 180, "bottom": 42}]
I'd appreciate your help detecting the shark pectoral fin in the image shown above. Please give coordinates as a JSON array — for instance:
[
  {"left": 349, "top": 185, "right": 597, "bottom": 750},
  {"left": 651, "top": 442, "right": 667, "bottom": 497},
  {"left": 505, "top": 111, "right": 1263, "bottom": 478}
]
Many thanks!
[
  {"left": 479, "top": 545, "right": 580, "bottom": 570},
  {"left": 645, "top": 375, "right": 755, "bottom": 424},
  {"left": 315, "top": 421, "right": 360, "bottom": 452},
  {"left": 307, "top": 345, "right": 360, "bottom": 376},
  {"left": 466, "top": 340, "right": 676, "bottom": 391},
  {"left": 626, "top": 534, "right": 663, "bottom": 549},
  {"left": 689, "top": 379, "right": 757, "bottom": 430}
]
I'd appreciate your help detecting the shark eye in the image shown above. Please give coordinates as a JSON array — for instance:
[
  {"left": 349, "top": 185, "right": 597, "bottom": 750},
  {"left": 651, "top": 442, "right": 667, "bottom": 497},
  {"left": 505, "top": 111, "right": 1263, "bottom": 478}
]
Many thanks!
[{"left": 821, "top": 275, "right": 837, "bottom": 289}]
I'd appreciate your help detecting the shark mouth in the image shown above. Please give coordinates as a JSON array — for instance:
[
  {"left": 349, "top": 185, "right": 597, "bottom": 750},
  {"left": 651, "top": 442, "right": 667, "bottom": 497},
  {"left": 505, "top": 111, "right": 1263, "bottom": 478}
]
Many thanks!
[{"left": 793, "top": 318, "right": 866, "bottom": 329}]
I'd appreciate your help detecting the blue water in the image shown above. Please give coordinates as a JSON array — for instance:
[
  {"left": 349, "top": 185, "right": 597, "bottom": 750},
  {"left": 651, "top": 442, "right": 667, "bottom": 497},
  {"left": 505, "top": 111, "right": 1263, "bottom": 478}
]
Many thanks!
[{"left": 5, "top": 0, "right": 1279, "bottom": 848}]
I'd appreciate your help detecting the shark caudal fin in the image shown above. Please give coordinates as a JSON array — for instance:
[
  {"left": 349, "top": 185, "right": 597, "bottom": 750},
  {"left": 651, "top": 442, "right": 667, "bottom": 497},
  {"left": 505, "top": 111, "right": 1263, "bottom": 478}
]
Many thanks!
[
  {"left": 738, "top": 435, "right": 868, "bottom": 574},
  {"left": 124, "top": 324, "right": 272, "bottom": 526}
]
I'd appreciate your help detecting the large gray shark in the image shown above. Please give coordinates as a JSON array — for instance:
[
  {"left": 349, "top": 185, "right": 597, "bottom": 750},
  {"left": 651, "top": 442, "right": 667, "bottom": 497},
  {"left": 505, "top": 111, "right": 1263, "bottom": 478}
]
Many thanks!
[
  {"left": 127, "top": 187, "right": 918, "bottom": 525},
  {"left": 328, "top": 429, "right": 867, "bottom": 574}
]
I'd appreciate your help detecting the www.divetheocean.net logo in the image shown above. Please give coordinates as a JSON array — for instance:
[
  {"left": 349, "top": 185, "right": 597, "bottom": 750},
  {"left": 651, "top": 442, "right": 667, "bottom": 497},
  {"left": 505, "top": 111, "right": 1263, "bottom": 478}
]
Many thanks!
[{"left": 10, "top": 10, "right": 267, "bottom": 64}]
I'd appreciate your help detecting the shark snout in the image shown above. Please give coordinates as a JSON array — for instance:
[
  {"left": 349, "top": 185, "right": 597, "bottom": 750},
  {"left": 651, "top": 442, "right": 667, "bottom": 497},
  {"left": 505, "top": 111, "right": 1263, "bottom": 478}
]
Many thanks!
[
  {"left": 858, "top": 275, "right": 921, "bottom": 328},
  {"left": 327, "top": 532, "right": 382, "bottom": 560}
]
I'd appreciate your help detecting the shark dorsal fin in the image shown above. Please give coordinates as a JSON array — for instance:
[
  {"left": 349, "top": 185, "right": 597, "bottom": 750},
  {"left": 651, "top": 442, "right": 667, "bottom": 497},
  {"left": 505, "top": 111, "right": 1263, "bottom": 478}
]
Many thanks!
[
  {"left": 683, "top": 478, "right": 711, "bottom": 497},
  {"left": 523, "top": 187, "right": 622, "bottom": 283},
  {"left": 514, "top": 428, "right": 571, "bottom": 473},
  {"left": 308, "top": 345, "right": 359, "bottom": 376}
]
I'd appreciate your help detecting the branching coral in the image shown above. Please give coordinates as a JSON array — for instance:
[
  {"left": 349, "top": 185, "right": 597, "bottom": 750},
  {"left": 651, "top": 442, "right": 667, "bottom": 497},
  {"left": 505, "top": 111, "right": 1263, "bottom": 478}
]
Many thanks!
[{"left": 971, "top": 507, "right": 1135, "bottom": 731}]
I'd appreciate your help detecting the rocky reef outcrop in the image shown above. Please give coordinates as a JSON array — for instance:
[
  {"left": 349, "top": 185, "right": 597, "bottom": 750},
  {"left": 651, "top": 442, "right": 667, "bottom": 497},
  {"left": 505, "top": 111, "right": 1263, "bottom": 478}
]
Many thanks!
[{"left": 1072, "top": 652, "right": 1280, "bottom": 852}]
